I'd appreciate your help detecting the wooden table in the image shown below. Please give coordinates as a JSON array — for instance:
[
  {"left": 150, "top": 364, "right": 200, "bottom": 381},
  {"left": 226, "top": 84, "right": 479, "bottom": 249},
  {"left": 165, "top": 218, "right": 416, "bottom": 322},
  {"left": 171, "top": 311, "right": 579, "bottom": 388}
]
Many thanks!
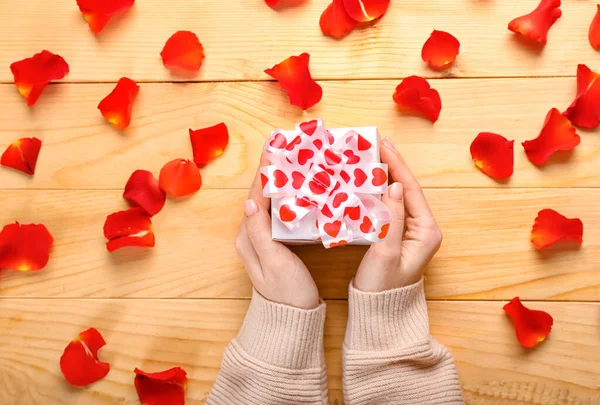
[{"left": 0, "top": 1, "right": 599, "bottom": 404}]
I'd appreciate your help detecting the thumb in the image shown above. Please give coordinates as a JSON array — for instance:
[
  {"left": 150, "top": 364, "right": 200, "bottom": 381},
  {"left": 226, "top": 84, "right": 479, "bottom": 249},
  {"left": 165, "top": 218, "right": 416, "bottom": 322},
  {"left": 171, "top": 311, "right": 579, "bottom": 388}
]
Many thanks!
[
  {"left": 379, "top": 182, "right": 405, "bottom": 249},
  {"left": 243, "top": 199, "right": 278, "bottom": 259}
]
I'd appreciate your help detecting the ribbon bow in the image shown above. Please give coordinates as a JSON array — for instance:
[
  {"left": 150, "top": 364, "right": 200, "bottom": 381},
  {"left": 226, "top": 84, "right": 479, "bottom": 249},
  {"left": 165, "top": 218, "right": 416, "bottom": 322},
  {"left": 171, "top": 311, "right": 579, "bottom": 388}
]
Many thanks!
[{"left": 262, "top": 119, "right": 392, "bottom": 248}]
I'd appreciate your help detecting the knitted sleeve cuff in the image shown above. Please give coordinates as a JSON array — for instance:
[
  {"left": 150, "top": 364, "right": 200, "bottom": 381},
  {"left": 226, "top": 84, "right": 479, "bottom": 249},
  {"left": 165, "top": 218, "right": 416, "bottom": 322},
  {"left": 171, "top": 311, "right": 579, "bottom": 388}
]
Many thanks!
[
  {"left": 345, "top": 279, "right": 430, "bottom": 351},
  {"left": 235, "top": 289, "right": 327, "bottom": 370}
]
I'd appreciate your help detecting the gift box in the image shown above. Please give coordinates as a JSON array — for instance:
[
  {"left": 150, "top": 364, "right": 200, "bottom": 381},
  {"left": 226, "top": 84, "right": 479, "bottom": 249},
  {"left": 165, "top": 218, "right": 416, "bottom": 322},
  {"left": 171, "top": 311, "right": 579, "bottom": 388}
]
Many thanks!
[{"left": 261, "top": 119, "right": 392, "bottom": 248}]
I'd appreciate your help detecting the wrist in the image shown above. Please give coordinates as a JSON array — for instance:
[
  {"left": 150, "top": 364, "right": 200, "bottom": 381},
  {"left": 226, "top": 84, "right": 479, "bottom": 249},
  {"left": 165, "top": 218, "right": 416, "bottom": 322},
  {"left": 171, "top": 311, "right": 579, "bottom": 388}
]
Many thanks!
[
  {"left": 235, "top": 289, "right": 327, "bottom": 369},
  {"left": 353, "top": 270, "right": 422, "bottom": 292}
]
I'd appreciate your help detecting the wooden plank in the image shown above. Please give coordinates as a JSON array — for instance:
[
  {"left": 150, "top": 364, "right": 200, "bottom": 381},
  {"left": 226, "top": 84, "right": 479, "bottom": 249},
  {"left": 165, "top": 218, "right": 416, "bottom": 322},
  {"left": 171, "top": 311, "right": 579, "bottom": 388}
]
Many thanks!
[
  {"left": 0, "top": 299, "right": 598, "bottom": 404},
  {"left": 0, "top": 0, "right": 596, "bottom": 82},
  {"left": 1, "top": 79, "right": 599, "bottom": 190},
  {"left": 0, "top": 189, "right": 598, "bottom": 300}
]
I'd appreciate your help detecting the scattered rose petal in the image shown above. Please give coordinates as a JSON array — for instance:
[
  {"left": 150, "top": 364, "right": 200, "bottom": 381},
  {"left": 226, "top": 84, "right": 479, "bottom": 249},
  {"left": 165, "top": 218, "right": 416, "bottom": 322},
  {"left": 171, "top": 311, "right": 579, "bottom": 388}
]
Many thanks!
[
  {"left": 522, "top": 108, "right": 580, "bottom": 166},
  {"left": 421, "top": 30, "right": 460, "bottom": 70},
  {"left": 189, "top": 123, "right": 229, "bottom": 167},
  {"left": 103, "top": 208, "right": 154, "bottom": 252},
  {"left": 503, "top": 297, "right": 553, "bottom": 348},
  {"left": 343, "top": 0, "right": 391, "bottom": 22},
  {"left": 508, "top": 0, "right": 562, "bottom": 46},
  {"left": 0, "top": 222, "right": 53, "bottom": 271},
  {"left": 60, "top": 328, "right": 110, "bottom": 386},
  {"left": 98, "top": 77, "right": 139, "bottom": 130},
  {"left": 590, "top": 5, "right": 600, "bottom": 50},
  {"left": 123, "top": 170, "right": 166, "bottom": 216},
  {"left": 470, "top": 133, "right": 514, "bottom": 180},
  {"left": 392, "top": 76, "right": 442, "bottom": 123},
  {"left": 161, "top": 31, "right": 205, "bottom": 75},
  {"left": 531, "top": 209, "right": 583, "bottom": 249},
  {"left": 10, "top": 50, "right": 69, "bottom": 106},
  {"left": 134, "top": 367, "right": 187, "bottom": 405},
  {"left": 76, "top": 0, "right": 135, "bottom": 34},
  {"left": 563, "top": 64, "right": 600, "bottom": 129},
  {"left": 159, "top": 159, "right": 202, "bottom": 198},
  {"left": 320, "top": 0, "right": 358, "bottom": 39},
  {"left": 1, "top": 137, "right": 42, "bottom": 175},
  {"left": 265, "top": 53, "right": 323, "bottom": 110}
]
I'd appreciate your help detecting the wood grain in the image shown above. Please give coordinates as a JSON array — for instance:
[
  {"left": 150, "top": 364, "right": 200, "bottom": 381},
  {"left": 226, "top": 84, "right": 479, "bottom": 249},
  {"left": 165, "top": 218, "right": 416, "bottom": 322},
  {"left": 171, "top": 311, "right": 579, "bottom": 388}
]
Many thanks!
[
  {"left": 1, "top": 79, "right": 599, "bottom": 190},
  {"left": 0, "top": 189, "right": 597, "bottom": 300},
  {"left": 0, "top": 299, "right": 598, "bottom": 405},
  {"left": 0, "top": 0, "right": 597, "bottom": 82}
]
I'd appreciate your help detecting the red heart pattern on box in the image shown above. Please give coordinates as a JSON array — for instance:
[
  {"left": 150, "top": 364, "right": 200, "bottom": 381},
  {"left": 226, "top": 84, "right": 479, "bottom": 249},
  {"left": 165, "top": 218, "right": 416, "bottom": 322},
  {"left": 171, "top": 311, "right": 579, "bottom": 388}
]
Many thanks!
[{"left": 262, "top": 119, "right": 391, "bottom": 248}]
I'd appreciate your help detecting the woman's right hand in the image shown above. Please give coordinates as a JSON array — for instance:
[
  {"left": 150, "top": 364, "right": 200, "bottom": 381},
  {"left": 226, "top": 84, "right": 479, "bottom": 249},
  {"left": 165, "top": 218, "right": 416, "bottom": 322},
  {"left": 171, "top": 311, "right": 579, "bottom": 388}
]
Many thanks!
[
  {"left": 354, "top": 137, "right": 443, "bottom": 292},
  {"left": 235, "top": 154, "right": 320, "bottom": 310}
]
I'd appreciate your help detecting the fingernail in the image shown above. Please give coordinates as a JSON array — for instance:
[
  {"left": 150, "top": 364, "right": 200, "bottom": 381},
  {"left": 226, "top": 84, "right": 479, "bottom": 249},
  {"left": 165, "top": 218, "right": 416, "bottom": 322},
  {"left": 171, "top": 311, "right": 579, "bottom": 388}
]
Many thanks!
[
  {"left": 383, "top": 137, "right": 395, "bottom": 149},
  {"left": 244, "top": 199, "right": 258, "bottom": 216},
  {"left": 389, "top": 182, "right": 403, "bottom": 200}
]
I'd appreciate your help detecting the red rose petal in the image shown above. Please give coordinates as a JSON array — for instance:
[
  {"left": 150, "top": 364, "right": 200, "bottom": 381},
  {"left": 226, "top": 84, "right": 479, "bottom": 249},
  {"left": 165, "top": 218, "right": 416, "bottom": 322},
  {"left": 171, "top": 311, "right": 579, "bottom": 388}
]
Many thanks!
[
  {"left": 503, "top": 297, "right": 553, "bottom": 348},
  {"left": 123, "top": 170, "right": 166, "bottom": 216},
  {"left": 531, "top": 209, "right": 583, "bottom": 250},
  {"left": 0, "top": 222, "right": 53, "bottom": 271},
  {"left": 342, "top": 0, "right": 391, "bottom": 22},
  {"left": 98, "top": 77, "right": 139, "bottom": 130},
  {"left": 470, "top": 132, "right": 514, "bottom": 180},
  {"left": 1, "top": 137, "right": 42, "bottom": 176},
  {"left": 265, "top": 53, "right": 323, "bottom": 110},
  {"left": 189, "top": 123, "right": 229, "bottom": 167},
  {"left": 60, "top": 328, "right": 110, "bottom": 387},
  {"left": 508, "top": 0, "right": 562, "bottom": 46},
  {"left": 76, "top": 0, "right": 135, "bottom": 34},
  {"left": 320, "top": 0, "right": 358, "bottom": 39},
  {"left": 590, "top": 5, "right": 600, "bottom": 51},
  {"left": 159, "top": 159, "right": 202, "bottom": 198},
  {"left": 10, "top": 50, "right": 69, "bottom": 106},
  {"left": 421, "top": 30, "right": 460, "bottom": 71},
  {"left": 103, "top": 208, "right": 155, "bottom": 253},
  {"left": 563, "top": 64, "right": 600, "bottom": 129},
  {"left": 392, "top": 76, "right": 442, "bottom": 123},
  {"left": 161, "top": 31, "right": 205, "bottom": 74},
  {"left": 522, "top": 108, "right": 580, "bottom": 166},
  {"left": 134, "top": 367, "right": 187, "bottom": 405}
]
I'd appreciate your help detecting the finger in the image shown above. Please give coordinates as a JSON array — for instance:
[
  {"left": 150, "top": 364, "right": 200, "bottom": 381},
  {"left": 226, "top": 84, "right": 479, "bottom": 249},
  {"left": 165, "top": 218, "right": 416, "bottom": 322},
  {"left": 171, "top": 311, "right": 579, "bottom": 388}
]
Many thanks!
[
  {"left": 381, "top": 137, "right": 435, "bottom": 221},
  {"left": 378, "top": 182, "right": 405, "bottom": 249},
  {"left": 248, "top": 152, "right": 272, "bottom": 210},
  {"left": 243, "top": 199, "right": 280, "bottom": 260}
]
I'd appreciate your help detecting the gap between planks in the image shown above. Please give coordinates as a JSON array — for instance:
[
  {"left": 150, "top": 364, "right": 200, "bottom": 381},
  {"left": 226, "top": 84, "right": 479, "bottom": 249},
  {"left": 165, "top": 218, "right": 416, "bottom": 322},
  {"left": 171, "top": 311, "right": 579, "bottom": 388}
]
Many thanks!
[
  {"left": 0, "top": 297, "right": 596, "bottom": 303},
  {"left": 0, "top": 75, "right": 579, "bottom": 86},
  {"left": 2, "top": 187, "right": 600, "bottom": 191}
]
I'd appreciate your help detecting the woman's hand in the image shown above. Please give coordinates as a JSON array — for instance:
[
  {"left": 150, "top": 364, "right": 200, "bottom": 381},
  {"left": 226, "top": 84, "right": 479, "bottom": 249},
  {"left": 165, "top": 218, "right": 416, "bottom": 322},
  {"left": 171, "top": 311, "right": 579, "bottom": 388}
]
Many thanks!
[
  {"left": 354, "top": 137, "right": 443, "bottom": 292},
  {"left": 235, "top": 155, "right": 320, "bottom": 309}
]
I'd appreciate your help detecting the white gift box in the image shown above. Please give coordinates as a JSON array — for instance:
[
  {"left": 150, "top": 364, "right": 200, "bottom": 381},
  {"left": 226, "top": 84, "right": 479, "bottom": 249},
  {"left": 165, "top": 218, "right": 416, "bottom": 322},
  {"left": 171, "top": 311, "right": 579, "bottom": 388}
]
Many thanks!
[{"left": 270, "top": 126, "right": 382, "bottom": 245}]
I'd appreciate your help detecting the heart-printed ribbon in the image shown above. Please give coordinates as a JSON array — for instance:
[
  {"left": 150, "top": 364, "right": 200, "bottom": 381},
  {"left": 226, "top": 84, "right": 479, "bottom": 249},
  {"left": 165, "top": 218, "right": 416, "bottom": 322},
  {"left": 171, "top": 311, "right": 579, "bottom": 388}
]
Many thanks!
[{"left": 261, "top": 119, "right": 392, "bottom": 248}]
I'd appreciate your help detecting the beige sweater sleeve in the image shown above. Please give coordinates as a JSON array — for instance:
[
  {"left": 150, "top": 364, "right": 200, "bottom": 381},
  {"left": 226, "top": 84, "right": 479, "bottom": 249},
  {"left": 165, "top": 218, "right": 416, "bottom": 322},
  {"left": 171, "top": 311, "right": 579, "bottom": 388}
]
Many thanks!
[
  {"left": 343, "top": 279, "right": 465, "bottom": 405},
  {"left": 206, "top": 289, "right": 329, "bottom": 405}
]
